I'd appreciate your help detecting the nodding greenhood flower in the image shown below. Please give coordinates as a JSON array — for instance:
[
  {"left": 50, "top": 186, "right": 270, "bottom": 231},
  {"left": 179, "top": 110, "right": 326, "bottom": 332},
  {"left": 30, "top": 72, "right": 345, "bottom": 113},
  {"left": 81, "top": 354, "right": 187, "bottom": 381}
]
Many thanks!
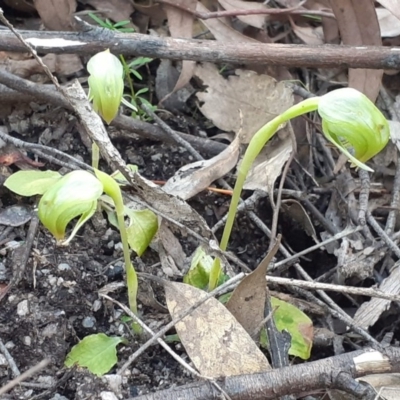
[
  {"left": 87, "top": 49, "right": 124, "bottom": 124},
  {"left": 38, "top": 170, "right": 103, "bottom": 245},
  {"left": 317, "top": 88, "right": 390, "bottom": 172}
]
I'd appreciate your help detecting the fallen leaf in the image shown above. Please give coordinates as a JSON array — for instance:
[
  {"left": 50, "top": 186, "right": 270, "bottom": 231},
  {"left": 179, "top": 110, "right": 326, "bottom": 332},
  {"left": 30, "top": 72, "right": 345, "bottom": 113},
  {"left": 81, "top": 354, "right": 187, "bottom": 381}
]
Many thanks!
[
  {"left": 196, "top": 2, "right": 258, "bottom": 43},
  {"left": 353, "top": 263, "right": 400, "bottom": 329},
  {"left": 330, "top": 0, "right": 382, "bottom": 101},
  {"left": 376, "top": 8, "right": 400, "bottom": 38},
  {"left": 82, "top": 0, "right": 135, "bottom": 29},
  {"left": 33, "top": 0, "right": 77, "bottom": 30},
  {"left": 243, "top": 132, "right": 292, "bottom": 197},
  {"left": 226, "top": 238, "right": 280, "bottom": 338},
  {"left": 163, "top": 0, "right": 196, "bottom": 96},
  {"left": 290, "top": 20, "right": 325, "bottom": 45},
  {"left": 195, "top": 63, "right": 293, "bottom": 143},
  {"left": 218, "top": 0, "right": 267, "bottom": 29},
  {"left": 0, "top": 205, "right": 32, "bottom": 227},
  {"left": 165, "top": 281, "right": 271, "bottom": 377},
  {"left": 162, "top": 133, "right": 240, "bottom": 200},
  {"left": 376, "top": 0, "right": 400, "bottom": 21}
]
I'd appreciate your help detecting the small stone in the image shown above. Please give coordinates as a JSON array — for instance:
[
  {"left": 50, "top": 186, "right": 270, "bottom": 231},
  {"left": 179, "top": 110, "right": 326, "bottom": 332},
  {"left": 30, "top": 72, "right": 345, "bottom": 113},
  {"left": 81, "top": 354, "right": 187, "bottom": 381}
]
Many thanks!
[
  {"left": 0, "top": 354, "right": 7, "bottom": 366},
  {"left": 114, "top": 242, "right": 123, "bottom": 252},
  {"left": 23, "top": 336, "right": 31, "bottom": 346},
  {"left": 93, "top": 299, "right": 102, "bottom": 312},
  {"left": 50, "top": 394, "right": 69, "bottom": 400},
  {"left": 57, "top": 263, "right": 71, "bottom": 271},
  {"left": 17, "top": 300, "right": 29, "bottom": 316},
  {"left": 100, "top": 391, "right": 118, "bottom": 400},
  {"left": 82, "top": 316, "right": 96, "bottom": 328},
  {"left": 107, "top": 240, "right": 115, "bottom": 249}
]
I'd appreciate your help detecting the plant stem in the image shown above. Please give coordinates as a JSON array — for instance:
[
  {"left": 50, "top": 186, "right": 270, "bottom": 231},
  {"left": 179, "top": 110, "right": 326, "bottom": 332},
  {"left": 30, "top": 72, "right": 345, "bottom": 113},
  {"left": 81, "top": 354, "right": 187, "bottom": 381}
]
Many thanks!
[
  {"left": 94, "top": 170, "right": 140, "bottom": 331},
  {"left": 219, "top": 97, "right": 320, "bottom": 251}
]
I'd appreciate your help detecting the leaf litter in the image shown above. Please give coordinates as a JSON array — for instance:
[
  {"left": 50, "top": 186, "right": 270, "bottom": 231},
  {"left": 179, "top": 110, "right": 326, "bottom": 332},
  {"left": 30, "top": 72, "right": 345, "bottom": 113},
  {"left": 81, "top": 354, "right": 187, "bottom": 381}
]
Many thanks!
[{"left": 2, "top": 0, "right": 400, "bottom": 398}]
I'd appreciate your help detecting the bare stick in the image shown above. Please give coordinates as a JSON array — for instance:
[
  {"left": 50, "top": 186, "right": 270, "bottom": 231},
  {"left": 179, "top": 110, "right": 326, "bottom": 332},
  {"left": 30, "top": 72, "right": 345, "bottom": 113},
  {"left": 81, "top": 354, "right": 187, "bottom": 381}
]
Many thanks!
[
  {"left": 358, "top": 169, "right": 370, "bottom": 226},
  {"left": 0, "top": 336, "right": 20, "bottom": 377},
  {"left": 0, "top": 359, "right": 50, "bottom": 396}
]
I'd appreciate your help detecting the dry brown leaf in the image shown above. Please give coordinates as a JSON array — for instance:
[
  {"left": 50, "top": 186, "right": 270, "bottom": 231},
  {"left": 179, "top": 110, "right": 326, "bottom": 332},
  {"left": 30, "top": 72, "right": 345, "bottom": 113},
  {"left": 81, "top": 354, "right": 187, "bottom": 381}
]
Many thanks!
[
  {"left": 156, "top": 219, "right": 186, "bottom": 277},
  {"left": 376, "top": 0, "right": 400, "bottom": 21},
  {"left": 218, "top": 0, "right": 267, "bottom": 29},
  {"left": 165, "top": 281, "right": 271, "bottom": 377},
  {"left": 226, "top": 238, "right": 280, "bottom": 338},
  {"left": 353, "top": 263, "right": 400, "bottom": 329},
  {"left": 162, "top": 134, "right": 240, "bottom": 200},
  {"left": 281, "top": 199, "right": 318, "bottom": 242},
  {"left": 377, "top": 8, "right": 400, "bottom": 38},
  {"left": 329, "top": 0, "right": 382, "bottom": 101},
  {"left": 290, "top": 22, "right": 325, "bottom": 45},
  {"left": 33, "top": 0, "right": 76, "bottom": 30},
  {"left": 163, "top": 0, "right": 196, "bottom": 95},
  {"left": 82, "top": 0, "right": 136, "bottom": 30},
  {"left": 197, "top": 2, "right": 258, "bottom": 42},
  {"left": 0, "top": 53, "right": 83, "bottom": 79},
  {"left": 195, "top": 63, "right": 293, "bottom": 143},
  {"left": 243, "top": 132, "right": 292, "bottom": 196}
]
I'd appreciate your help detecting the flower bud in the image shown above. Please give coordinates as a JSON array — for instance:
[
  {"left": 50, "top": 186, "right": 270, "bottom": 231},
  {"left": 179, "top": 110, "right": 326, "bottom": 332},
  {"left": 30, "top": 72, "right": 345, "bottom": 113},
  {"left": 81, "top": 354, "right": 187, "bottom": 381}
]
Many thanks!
[
  {"left": 38, "top": 170, "right": 103, "bottom": 245},
  {"left": 318, "top": 88, "right": 390, "bottom": 171},
  {"left": 87, "top": 49, "right": 124, "bottom": 124}
]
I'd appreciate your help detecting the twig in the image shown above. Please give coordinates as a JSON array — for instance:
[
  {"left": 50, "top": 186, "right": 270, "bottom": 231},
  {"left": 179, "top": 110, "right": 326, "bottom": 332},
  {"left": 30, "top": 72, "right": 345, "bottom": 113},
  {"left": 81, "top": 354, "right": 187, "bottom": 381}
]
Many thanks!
[
  {"left": 141, "top": 103, "right": 203, "bottom": 161},
  {"left": 269, "top": 123, "right": 296, "bottom": 249},
  {"left": 367, "top": 212, "right": 400, "bottom": 259},
  {"left": 116, "top": 273, "right": 244, "bottom": 374},
  {"left": 358, "top": 169, "right": 370, "bottom": 226},
  {"left": 157, "top": 0, "right": 329, "bottom": 20},
  {"left": 0, "top": 25, "right": 398, "bottom": 69},
  {"left": 0, "top": 130, "right": 92, "bottom": 172},
  {"left": 0, "top": 335, "right": 20, "bottom": 377},
  {"left": 267, "top": 275, "right": 400, "bottom": 302},
  {"left": 0, "top": 359, "right": 50, "bottom": 396}
]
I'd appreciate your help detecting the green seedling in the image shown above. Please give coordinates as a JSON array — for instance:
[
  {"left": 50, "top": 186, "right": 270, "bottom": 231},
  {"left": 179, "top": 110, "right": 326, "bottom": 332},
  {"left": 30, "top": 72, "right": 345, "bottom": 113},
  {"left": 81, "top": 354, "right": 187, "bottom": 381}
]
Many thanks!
[{"left": 220, "top": 88, "right": 390, "bottom": 251}]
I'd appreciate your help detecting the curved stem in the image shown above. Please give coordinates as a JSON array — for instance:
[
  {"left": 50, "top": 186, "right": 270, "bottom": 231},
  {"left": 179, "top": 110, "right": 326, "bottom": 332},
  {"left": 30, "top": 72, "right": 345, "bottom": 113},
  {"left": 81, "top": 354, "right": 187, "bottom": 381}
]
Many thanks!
[{"left": 219, "top": 97, "right": 320, "bottom": 251}]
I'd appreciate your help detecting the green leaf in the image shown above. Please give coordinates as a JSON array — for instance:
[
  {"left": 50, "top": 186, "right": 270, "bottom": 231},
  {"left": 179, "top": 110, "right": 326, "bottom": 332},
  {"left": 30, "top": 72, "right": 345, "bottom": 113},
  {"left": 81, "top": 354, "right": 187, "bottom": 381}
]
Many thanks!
[
  {"left": 183, "top": 246, "right": 214, "bottom": 290},
  {"left": 4, "top": 170, "right": 62, "bottom": 196},
  {"left": 270, "top": 297, "right": 313, "bottom": 360},
  {"left": 65, "top": 333, "right": 125, "bottom": 376},
  {"left": 125, "top": 208, "right": 158, "bottom": 256}
]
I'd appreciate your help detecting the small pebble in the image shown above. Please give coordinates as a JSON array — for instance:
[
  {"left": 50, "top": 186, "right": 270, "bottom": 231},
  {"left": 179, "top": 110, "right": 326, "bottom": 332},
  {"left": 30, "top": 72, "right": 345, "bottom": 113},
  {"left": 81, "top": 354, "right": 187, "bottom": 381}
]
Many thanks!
[
  {"left": 57, "top": 263, "right": 71, "bottom": 271},
  {"left": 100, "top": 392, "right": 118, "bottom": 400},
  {"left": 82, "top": 316, "right": 96, "bottom": 328},
  {"left": 0, "top": 354, "right": 7, "bottom": 366},
  {"left": 17, "top": 300, "right": 29, "bottom": 316},
  {"left": 23, "top": 336, "right": 31, "bottom": 346}
]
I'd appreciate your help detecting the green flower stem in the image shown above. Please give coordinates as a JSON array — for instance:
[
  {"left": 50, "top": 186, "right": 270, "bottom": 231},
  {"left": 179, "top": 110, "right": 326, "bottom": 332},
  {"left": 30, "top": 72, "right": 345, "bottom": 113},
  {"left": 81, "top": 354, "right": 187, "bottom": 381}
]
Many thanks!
[
  {"left": 92, "top": 143, "right": 100, "bottom": 170},
  {"left": 219, "top": 97, "right": 320, "bottom": 251},
  {"left": 94, "top": 170, "right": 140, "bottom": 331}
]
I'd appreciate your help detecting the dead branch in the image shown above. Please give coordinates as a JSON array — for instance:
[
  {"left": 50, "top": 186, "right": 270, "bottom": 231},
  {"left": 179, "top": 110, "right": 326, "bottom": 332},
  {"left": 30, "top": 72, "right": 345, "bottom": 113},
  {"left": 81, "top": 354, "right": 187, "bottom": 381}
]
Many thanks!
[
  {"left": 0, "top": 70, "right": 226, "bottom": 156},
  {"left": 0, "top": 24, "right": 398, "bottom": 69},
  {"left": 130, "top": 347, "right": 400, "bottom": 400}
]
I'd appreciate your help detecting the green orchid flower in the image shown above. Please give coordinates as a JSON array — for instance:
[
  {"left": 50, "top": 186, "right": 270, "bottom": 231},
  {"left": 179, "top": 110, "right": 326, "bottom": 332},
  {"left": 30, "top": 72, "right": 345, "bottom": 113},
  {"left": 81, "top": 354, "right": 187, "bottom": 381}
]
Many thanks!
[
  {"left": 317, "top": 88, "right": 390, "bottom": 172},
  {"left": 87, "top": 49, "right": 124, "bottom": 124},
  {"left": 38, "top": 170, "right": 103, "bottom": 245}
]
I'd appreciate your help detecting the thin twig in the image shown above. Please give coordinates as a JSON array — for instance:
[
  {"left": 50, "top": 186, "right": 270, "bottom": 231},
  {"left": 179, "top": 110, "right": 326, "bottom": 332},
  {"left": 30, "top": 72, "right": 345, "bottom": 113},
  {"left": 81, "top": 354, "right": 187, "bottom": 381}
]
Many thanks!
[
  {"left": 367, "top": 211, "right": 400, "bottom": 259},
  {"left": 0, "top": 335, "right": 20, "bottom": 377},
  {"left": 0, "top": 359, "right": 50, "bottom": 396},
  {"left": 269, "top": 123, "right": 296, "bottom": 249},
  {"left": 156, "top": 0, "right": 334, "bottom": 20},
  {"left": 358, "top": 169, "right": 370, "bottom": 226}
]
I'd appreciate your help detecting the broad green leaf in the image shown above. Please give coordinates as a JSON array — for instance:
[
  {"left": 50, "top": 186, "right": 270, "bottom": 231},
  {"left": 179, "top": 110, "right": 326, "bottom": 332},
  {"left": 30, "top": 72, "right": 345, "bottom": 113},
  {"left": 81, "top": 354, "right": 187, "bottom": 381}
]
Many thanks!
[
  {"left": 271, "top": 297, "right": 313, "bottom": 360},
  {"left": 125, "top": 208, "right": 158, "bottom": 256},
  {"left": 4, "top": 170, "right": 62, "bottom": 196},
  {"left": 38, "top": 170, "right": 103, "bottom": 242},
  {"left": 65, "top": 333, "right": 125, "bottom": 376}
]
